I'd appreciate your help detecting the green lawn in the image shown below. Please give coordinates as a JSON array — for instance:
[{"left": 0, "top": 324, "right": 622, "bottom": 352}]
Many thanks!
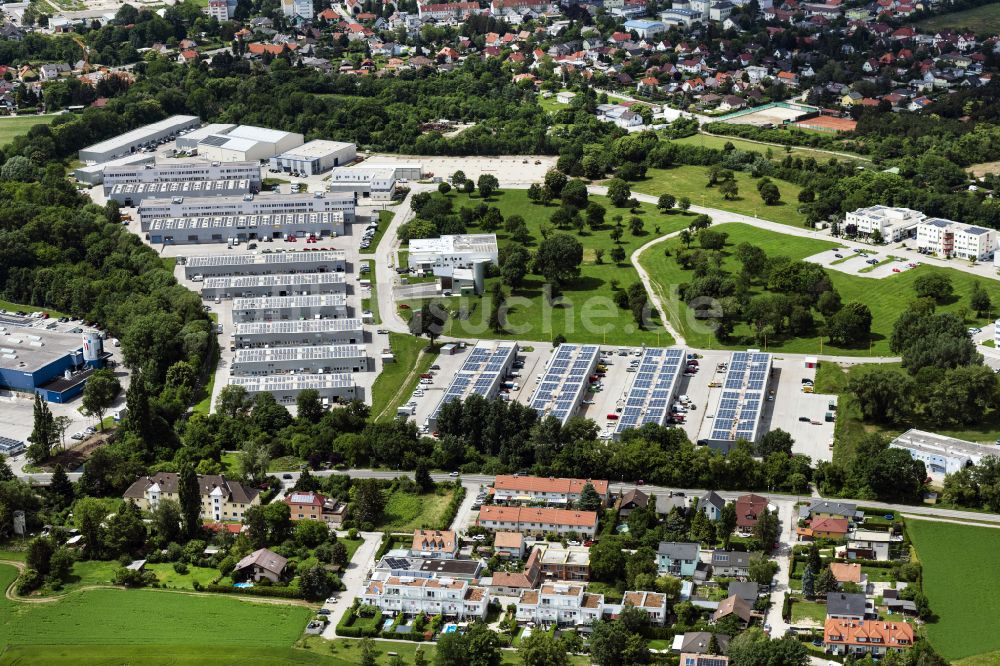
[
  {"left": 0, "top": 114, "right": 58, "bottom": 147},
  {"left": 908, "top": 520, "right": 1000, "bottom": 661},
  {"left": 191, "top": 343, "right": 220, "bottom": 415},
  {"left": 401, "top": 189, "right": 690, "bottom": 345},
  {"left": 672, "top": 133, "right": 860, "bottom": 163},
  {"left": 221, "top": 451, "right": 240, "bottom": 474},
  {"left": 369, "top": 333, "right": 435, "bottom": 422},
  {"left": 146, "top": 563, "right": 223, "bottom": 589},
  {"left": 916, "top": 3, "right": 1000, "bottom": 32},
  {"left": 0, "top": 645, "right": 347, "bottom": 666},
  {"left": 639, "top": 222, "right": 1000, "bottom": 355},
  {"left": 318, "top": 637, "right": 590, "bottom": 666},
  {"left": 632, "top": 165, "right": 807, "bottom": 227},
  {"left": 269, "top": 455, "right": 307, "bottom": 472},
  {"left": 379, "top": 488, "right": 455, "bottom": 530},
  {"left": 359, "top": 209, "right": 394, "bottom": 255},
  {"left": 790, "top": 599, "right": 828, "bottom": 625},
  {"left": 0, "top": 564, "right": 310, "bottom": 649},
  {"left": 0, "top": 299, "right": 68, "bottom": 319}
]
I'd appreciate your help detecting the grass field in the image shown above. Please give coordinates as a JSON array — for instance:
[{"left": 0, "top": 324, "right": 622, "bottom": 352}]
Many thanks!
[
  {"left": 0, "top": 564, "right": 310, "bottom": 649},
  {"left": 632, "top": 165, "right": 807, "bottom": 227},
  {"left": 0, "top": 114, "right": 58, "bottom": 146},
  {"left": 400, "top": 189, "right": 690, "bottom": 345},
  {"left": 359, "top": 209, "right": 394, "bottom": 255},
  {"left": 0, "top": 645, "right": 347, "bottom": 666},
  {"left": 790, "top": 599, "right": 828, "bottom": 625},
  {"left": 908, "top": 520, "right": 1000, "bottom": 661},
  {"left": 0, "top": 299, "right": 68, "bottom": 319},
  {"left": 671, "top": 133, "right": 861, "bottom": 163},
  {"left": 191, "top": 343, "right": 220, "bottom": 415},
  {"left": 369, "top": 333, "right": 435, "bottom": 422},
  {"left": 380, "top": 487, "right": 455, "bottom": 530},
  {"left": 318, "top": 637, "right": 591, "bottom": 665},
  {"left": 639, "top": 222, "right": 1000, "bottom": 355},
  {"left": 916, "top": 3, "right": 1000, "bottom": 33}
]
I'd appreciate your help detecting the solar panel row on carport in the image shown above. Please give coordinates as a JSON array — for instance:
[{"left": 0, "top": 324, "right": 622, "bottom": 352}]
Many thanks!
[
  {"left": 615, "top": 347, "right": 687, "bottom": 436},
  {"left": 427, "top": 342, "right": 519, "bottom": 428},
  {"left": 528, "top": 344, "right": 601, "bottom": 426},
  {"left": 708, "top": 350, "right": 772, "bottom": 447}
]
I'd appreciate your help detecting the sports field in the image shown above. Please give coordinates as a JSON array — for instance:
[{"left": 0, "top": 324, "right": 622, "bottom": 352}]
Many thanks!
[
  {"left": 917, "top": 3, "right": 1000, "bottom": 33},
  {"left": 908, "top": 520, "right": 1000, "bottom": 661},
  {"left": 0, "top": 114, "right": 58, "bottom": 146},
  {"left": 639, "top": 222, "right": 1000, "bottom": 355}
]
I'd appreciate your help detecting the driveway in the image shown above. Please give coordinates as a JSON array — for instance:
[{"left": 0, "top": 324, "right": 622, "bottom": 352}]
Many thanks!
[
  {"left": 322, "top": 530, "right": 383, "bottom": 638},
  {"left": 764, "top": 499, "right": 796, "bottom": 638},
  {"left": 450, "top": 481, "right": 483, "bottom": 533}
]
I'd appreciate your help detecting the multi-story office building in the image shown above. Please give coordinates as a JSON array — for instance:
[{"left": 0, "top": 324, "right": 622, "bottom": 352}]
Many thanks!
[
  {"left": 844, "top": 206, "right": 924, "bottom": 242},
  {"left": 916, "top": 218, "right": 996, "bottom": 260}
]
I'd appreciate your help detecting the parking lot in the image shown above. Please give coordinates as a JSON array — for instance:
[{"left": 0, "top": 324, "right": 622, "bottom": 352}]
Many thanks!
[
  {"left": 362, "top": 154, "right": 558, "bottom": 187},
  {"left": 806, "top": 247, "right": 917, "bottom": 279}
]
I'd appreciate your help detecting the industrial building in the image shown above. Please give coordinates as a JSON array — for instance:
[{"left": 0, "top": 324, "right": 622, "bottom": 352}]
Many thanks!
[
  {"left": 233, "top": 319, "right": 364, "bottom": 347},
  {"left": 916, "top": 218, "right": 996, "bottom": 261},
  {"left": 74, "top": 152, "right": 155, "bottom": 186},
  {"left": 194, "top": 125, "right": 304, "bottom": 163},
  {"left": 232, "top": 294, "right": 349, "bottom": 322},
  {"left": 528, "top": 344, "right": 601, "bottom": 426},
  {"left": 614, "top": 347, "right": 687, "bottom": 437},
  {"left": 232, "top": 344, "right": 369, "bottom": 375},
  {"left": 201, "top": 272, "right": 347, "bottom": 299},
  {"left": 175, "top": 123, "right": 237, "bottom": 151},
  {"left": 145, "top": 212, "right": 346, "bottom": 245},
  {"left": 408, "top": 234, "right": 499, "bottom": 295},
  {"left": 269, "top": 140, "right": 357, "bottom": 176},
  {"left": 706, "top": 350, "right": 772, "bottom": 451},
  {"left": 103, "top": 160, "right": 262, "bottom": 191},
  {"left": 844, "top": 206, "right": 923, "bottom": 242},
  {"left": 138, "top": 192, "right": 356, "bottom": 224},
  {"left": 889, "top": 429, "right": 998, "bottom": 475},
  {"left": 78, "top": 115, "right": 201, "bottom": 164},
  {"left": 427, "top": 341, "right": 518, "bottom": 429},
  {"left": 184, "top": 250, "right": 346, "bottom": 279},
  {"left": 326, "top": 163, "right": 422, "bottom": 202},
  {"left": 227, "top": 373, "right": 361, "bottom": 403},
  {"left": 107, "top": 179, "right": 252, "bottom": 205},
  {"left": 0, "top": 328, "right": 109, "bottom": 403}
]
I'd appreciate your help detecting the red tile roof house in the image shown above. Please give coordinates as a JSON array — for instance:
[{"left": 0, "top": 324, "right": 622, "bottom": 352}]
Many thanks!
[
  {"left": 824, "top": 619, "right": 914, "bottom": 658},
  {"left": 477, "top": 506, "right": 599, "bottom": 539},
  {"left": 283, "top": 491, "right": 347, "bottom": 526},
  {"left": 734, "top": 494, "right": 768, "bottom": 536}
]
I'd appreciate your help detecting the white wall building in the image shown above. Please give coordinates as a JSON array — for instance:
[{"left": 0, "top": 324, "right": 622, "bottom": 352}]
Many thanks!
[
  {"left": 200, "top": 272, "right": 347, "bottom": 299},
  {"left": 197, "top": 125, "right": 304, "bottom": 163},
  {"left": 326, "top": 167, "right": 398, "bottom": 202},
  {"left": 889, "top": 428, "right": 998, "bottom": 475},
  {"left": 408, "top": 233, "right": 498, "bottom": 294},
  {"left": 281, "top": 0, "right": 313, "bottom": 18},
  {"left": 270, "top": 140, "right": 357, "bottom": 176},
  {"left": 916, "top": 218, "right": 996, "bottom": 260},
  {"left": 145, "top": 212, "right": 346, "bottom": 245},
  {"left": 138, "top": 192, "right": 355, "bottom": 224},
  {"left": 232, "top": 294, "right": 349, "bottom": 322},
  {"left": 185, "top": 250, "right": 346, "bottom": 279},
  {"left": 104, "top": 160, "right": 262, "bottom": 190},
  {"left": 227, "top": 373, "right": 360, "bottom": 403},
  {"left": 360, "top": 576, "right": 488, "bottom": 620},
  {"left": 231, "top": 344, "right": 369, "bottom": 375},
  {"left": 844, "top": 206, "right": 924, "bottom": 242},
  {"left": 233, "top": 318, "right": 362, "bottom": 347},
  {"left": 516, "top": 584, "right": 668, "bottom": 627},
  {"left": 79, "top": 115, "right": 201, "bottom": 163}
]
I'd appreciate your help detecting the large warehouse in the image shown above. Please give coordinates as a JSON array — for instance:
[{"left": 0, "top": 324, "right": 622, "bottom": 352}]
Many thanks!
[
  {"left": 232, "top": 294, "right": 349, "bottom": 322},
  {"left": 138, "top": 192, "right": 356, "bottom": 224},
  {"left": 175, "top": 123, "right": 237, "bottom": 151},
  {"left": 201, "top": 272, "right": 347, "bottom": 299},
  {"left": 614, "top": 347, "right": 687, "bottom": 438},
  {"left": 269, "top": 140, "right": 357, "bottom": 176},
  {"left": 196, "top": 125, "right": 305, "bottom": 163},
  {"left": 184, "top": 250, "right": 346, "bottom": 279},
  {"left": 227, "top": 373, "right": 361, "bottom": 403},
  {"left": 78, "top": 115, "right": 201, "bottom": 163},
  {"left": 145, "top": 212, "right": 346, "bottom": 245},
  {"left": 231, "top": 344, "right": 369, "bottom": 375},
  {"left": 528, "top": 344, "right": 601, "bottom": 426},
  {"left": 427, "top": 341, "right": 519, "bottom": 430},
  {"left": 107, "top": 179, "right": 251, "bottom": 205},
  {"left": 233, "top": 318, "right": 364, "bottom": 347},
  {"left": 103, "top": 160, "right": 262, "bottom": 190},
  {"left": 706, "top": 350, "right": 773, "bottom": 452},
  {"left": 0, "top": 328, "right": 109, "bottom": 403}
]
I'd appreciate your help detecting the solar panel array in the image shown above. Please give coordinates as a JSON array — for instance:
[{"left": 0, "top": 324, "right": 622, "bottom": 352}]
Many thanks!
[
  {"left": 708, "top": 351, "right": 772, "bottom": 443},
  {"left": 615, "top": 348, "right": 686, "bottom": 436},
  {"left": 428, "top": 342, "right": 519, "bottom": 425},
  {"left": 229, "top": 372, "right": 355, "bottom": 392},
  {"left": 234, "top": 344, "right": 367, "bottom": 364},
  {"left": 235, "top": 318, "right": 363, "bottom": 336},
  {"left": 187, "top": 250, "right": 346, "bottom": 269},
  {"left": 528, "top": 344, "right": 601, "bottom": 426},
  {"left": 203, "top": 272, "right": 346, "bottom": 289}
]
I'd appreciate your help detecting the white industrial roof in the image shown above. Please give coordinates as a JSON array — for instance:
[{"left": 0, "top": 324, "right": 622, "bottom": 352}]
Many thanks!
[
  {"left": 233, "top": 294, "right": 347, "bottom": 310},
  {"left": 81, "top": 115, "right": 198, "bottom": 154},
  {"left": 235, "top": 318, "right": 362, "bottom": 335},
  {"left": 228, "top": 125, "right": 299, "bottom": 144},
  {"left": 228, "top": 373, "right": 356, "bottom": 392},
  {"left": 277, "top": 140, "right": 355, "bottom": 159},
  {"left": 202, "top": 272, "right": 346, "bottom": 289},
  {"left": 186, "top": 250, "right": 346, "bottom": 269},
  {"left": 409, "top": 234, "right": 498, "bottom": 257},
  {"left": 181, "top": 123, "right": 237, "bottom": 142},
  {"left": 234, "top": 344, "right": 367, "bottom": 363}
]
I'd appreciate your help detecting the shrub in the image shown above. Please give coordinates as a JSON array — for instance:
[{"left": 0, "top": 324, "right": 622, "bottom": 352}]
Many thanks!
[
  {"left": 204, "top": 583, "right": 302, "bottom": 599},
  {"left": 173, "top": 562, "right": 189, "bottom": 575}
]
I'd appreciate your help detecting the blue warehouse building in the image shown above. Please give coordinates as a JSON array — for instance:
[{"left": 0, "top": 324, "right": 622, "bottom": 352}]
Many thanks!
[{"left": 0, "top": 327, "right": 108, "bottom": 403}]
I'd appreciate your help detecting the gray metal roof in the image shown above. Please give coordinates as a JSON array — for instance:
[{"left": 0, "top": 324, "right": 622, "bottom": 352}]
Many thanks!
[
  {"left": 657, "top": 541, "right": 699, "bottom": 560},
  {"left": 827, "top": 592, "right": 866, "bottom": 617}
]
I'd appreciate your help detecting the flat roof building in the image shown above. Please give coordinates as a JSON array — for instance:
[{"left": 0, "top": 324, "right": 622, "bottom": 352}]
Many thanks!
[
  {"left": 175, "top": 123, "right": 238, "bottom": 151},
  {"left": 145, "top": 212, "right": 346, "bottom": 245},
  {"left": 408, "top": 233, "right": 499, "bottom": 295},
  {"left": 270, "top": 140, "right": 357, "bottom": 176},
  {"left": 707, "top": 350, "right": 772, "bottom": 451},
  {"left": 103, "top": 160, "right": 262, "bottom": 191},
  {"left": 184, "top": 250, "right": 346, "bottom": 279},
  {"left": 200, "top": 272, "right": 346, "bottom": 299},
  {"left": 138, "top": 192, "right": 356, "bottom": 224},
  {"left": 228, "top": 372, "right": 361, "bottom": 403},
  {"left": 196, "top": 125, "right": 304, "bottom": 163},
  {"left": 232, "top": 294, "right": 349, "bottom": 322},
  {"left": 427, "top": 341, "right": 518, "bottom": 429},
  {"left": 615, "top": 347, "right": 686, "bottom": 437},
  {"left": 889, "top": 428, "right": 999, "bottom": 475},
  {"left": 0, "top": 326, "right": 108, "bottom": 403},
  {"left": 74, "top": 152, "right": 155, "bottom": 186},
  {"left": 528, "top": 344, "right": 601, "bottom": 426},
  {"left": 231, "top": 344, "right": 369, "bottom": 375},
  {"left": 234, "top": 318, "right": 364, "bottom": 347},
  {"left": 844, "top": 206, "right": 923, "bottom": 242},
  {"left": 917, "top": 217, "right": 996, "bottom": 261},
  {"left": 326, "top": 166, "right": 398, "bottom": 202},
  {"left": 78, "top": 115, "right": 201, "bottom": 163},
  {"left": 108, "top": 179, "right": 251, "bottom": 205}
]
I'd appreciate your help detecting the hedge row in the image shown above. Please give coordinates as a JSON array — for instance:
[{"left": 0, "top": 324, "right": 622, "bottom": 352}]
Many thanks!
[
  {"left": 433, "top": 484, "right": 467, "bottom": 531},
  {"left": 336, "top": 609, "right": 384, "bottom": 638},
  {"left": 204, "top": 583, "right": 302, "bottom": 599}
]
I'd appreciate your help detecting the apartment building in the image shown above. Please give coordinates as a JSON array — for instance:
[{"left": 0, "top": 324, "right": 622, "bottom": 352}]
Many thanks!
[
  {"left": 123, "top": 472, "right": 260, "bottom": 522},
  {"left": 360, "top": 576, "right": 488, "bottom": 620},
  {"left": 476, "top": 506, "right": 599, "bottom": 539},
  {"left": 916, "top": 218, "right": 996, "bottom": 260},
  {"left": 410, "top": 530, "right": 459, "bottom": 559},
  {"left": 844, "top": 206, "right": 924, "bottom": 242},
  {"left": 491, "top": 475, "right": 610, "bottom": 506},
  {"left": 515, "top": 584, "right": 668, "bottom": 627},
  {"left": 823, "top": 619, "right": 914, "bottom": 657},
  {"left": 283, "top": 491, "right": 347, "bottom": 525},
  {"left": 416, "top": 1, "right": 485, "bottom": 20}
]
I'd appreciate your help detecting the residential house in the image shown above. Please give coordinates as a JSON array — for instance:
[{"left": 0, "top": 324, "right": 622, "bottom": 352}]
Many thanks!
[
  {"left": 123, "top": 473, "right": 260, "bottom": 523},
  {"left": 797, "top": 516, "right": 850, "bottom": 541},
  {"left": 712, "top": 594, "right": 752, "bottom": 627},
  {"left": 827, "top": 592, "right": 868, "bottom": 621},
  {"left": 656, "top": 492, "right": 688, "bottom": 515},
  {"left": 719, "top": 95, "right": 746, "bottom": 111},
  {"left": 283, "top": 491, "right": 347, "bottom": 526},
  {"left": 490, "top": 547, "right": 541, "bottom": 595},
  {"left": 616, "top": 489, "right": 650, "bottom": 518},
  {"left": 410, "top": 529, "right": 459, "bottom": 559},
  {"left": 845, "top": 530, "right": 893, "bottom": 561},
  {"left": 476, "top": 506, "right": 599, "bottom": 538},
  {"left": 536, "top": 543, "right": 591, "bottom": 581},
  {"left": 798, "top": 501, "right": 861, "bottom": 525},
  {"left": 734, "top": 494, "right": 768, "bottom": 537},
  {"left": 698, "top": 491, "right": 726, "bottom": 521},
  {"left": 671, "top": 631, "right": 731, "bottom": 655},
  {"left": 823, "top": 619, "right": 914, "bottom": 657},
  {"left": 680, "top": 656, "right": 730, "bottom": 666},
  {"left": 830, "top": 563, "right": 866, "bottom": 588},
  {"left": 492, "top": 476, "right": 609, "bottom": 506},
  {"left": 657, "top": 542, "right": 700, "bottom": 577},
  {"left": 623, "top": 590, "right": 669, "bottom": 625},
  {"left": 711, "top": 551, "right": 751, "bottom": 578},
  {"left": 494, "top": 531, "right": 525, "bottom": 558},
  {"left": 234, "top": 548, "right": 287, "bottom": 583},
  {"left": 361, "top": 576, "right": 488, "bottom": 620},
  {"left": 516, "top": 583, "right": 604, "bottom": 626},
  {"left": 727, "top": 581, "right": 760, "bottom": 604}
]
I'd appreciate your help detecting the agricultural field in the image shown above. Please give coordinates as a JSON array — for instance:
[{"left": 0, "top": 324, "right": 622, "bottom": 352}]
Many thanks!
[
  {"left": 400, "top": 188, "right": 691, "bottom": 346},
  {"left": 639, "top": 222, "right": 1000, "bottom": 355},
  {"left": 0, "top": 646, "right": 343, "bottom": 666},
  {"left": 0, "top": 114, "right": 58, "bottom": 147},
  {"left": 908, "top": 520, "right": 1000, "bottom": 661},
  {"left": 0, "top": 564, "right": 311, "bottom": 649},
  {"left": 916, "top": 3, "right": 1000, "bottom": 33},
  {"left": 632, "top": 165, "right": 807, "bottom": 227}
]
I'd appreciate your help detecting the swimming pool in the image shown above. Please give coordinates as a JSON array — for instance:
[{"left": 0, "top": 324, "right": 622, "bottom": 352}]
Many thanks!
[
  {"left": 233, "top": 582, "right": 254, "bottom": 589},
  {"left": 442, "top": 623, "right": 458, "bottom": 634}
]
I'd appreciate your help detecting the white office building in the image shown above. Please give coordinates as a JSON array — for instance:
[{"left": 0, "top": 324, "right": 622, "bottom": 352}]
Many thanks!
[
  {"left": 79, "top": 115, "right": 201, "bottom": 163},
  {"left": 108, "top": 179, "right": 251, "bottom": 205},
  {"left": 138, "top": 192, "right": 355, "bottom": 224},
  {"left": 232, "top": 294, "right": 349, "bottom": 322},
  {"left": 916, "top": 218, "right": 996, "bottom": 260},
  {"left": 145, "top": 212, "right": 346, "bottom": 245},
  {"left": 844, "top": 206, "right": 924, "bottom": 242},
  {"left": 408, "top": 233, "right": 498, "bottom": 294},
  {"left": 270, "top": 140, "right": 356, "bottom": 176},
  {"left": 74, "top": 152, "right": 156, "bottom": 186},
  {"left": 103, "top": 160, "right": 262, "bottom": 190},
  {"left": 326, "top": 163, "right": 422, "bottom": 201},
  {"left": 231, "top": 344, "right": 369, "bottom": 375},
  {"left": 889, "top": 428, "right": 999, "bottom": 475},
  {"left": 233, "top": 318, "right": 363, "bottom": 347},
  {"left": 227, "top": 373, "right": 360, "bottom": 403}
]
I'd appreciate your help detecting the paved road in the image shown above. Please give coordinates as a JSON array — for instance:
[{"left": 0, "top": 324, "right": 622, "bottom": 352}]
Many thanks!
[
  {"left": 322, "top": 530, "right": 383, "bottom": 638},
  {"left": 374, "top": 191, "right": 422, "bottom": 335},
  {"left": 764, "top": 499, "right": 795, "bottom": 638}
]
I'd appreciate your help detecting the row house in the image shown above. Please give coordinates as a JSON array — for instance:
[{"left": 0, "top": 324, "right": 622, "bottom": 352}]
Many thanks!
[
  {"left": 360, "top": 576, "right": 488, "bottom": 620},
  {"left": 477, "top": 506, "right": 599, "bottom": 539},
  {"left": 516, "top": 583, "right": 668, "bottom": 626},
  {"left": 823, "top": 619, "right": 914, "bottom": 657},
  {"left": 491, "top": 475, "right": 609, "bottom": 506},
  {"left": 416, "top": 2, "right": 485, "bottom": 21}
]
